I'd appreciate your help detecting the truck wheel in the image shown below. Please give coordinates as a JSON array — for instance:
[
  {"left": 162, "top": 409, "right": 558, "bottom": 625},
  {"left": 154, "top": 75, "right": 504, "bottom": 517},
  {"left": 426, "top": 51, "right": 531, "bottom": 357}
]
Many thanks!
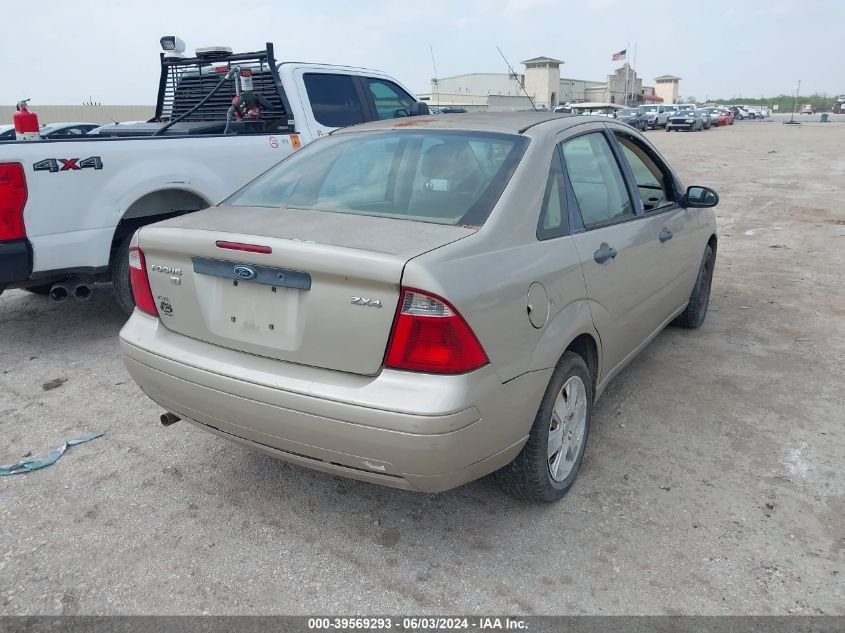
[
  {"left": 23, "top": 283, "right": 54, "bottom": 296},
  {"left": 112, "top": 235, "right": 136, "bottom": 315},
  {"left": 494, "top": 351, "right": 592, "bottom": 502}
]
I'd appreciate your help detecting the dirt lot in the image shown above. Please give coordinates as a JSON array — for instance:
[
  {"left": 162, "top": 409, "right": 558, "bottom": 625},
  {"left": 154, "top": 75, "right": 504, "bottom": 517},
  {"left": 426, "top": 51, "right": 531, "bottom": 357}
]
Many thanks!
[{"left": 1, "top": 119, "right": 843, "bottom": 615}]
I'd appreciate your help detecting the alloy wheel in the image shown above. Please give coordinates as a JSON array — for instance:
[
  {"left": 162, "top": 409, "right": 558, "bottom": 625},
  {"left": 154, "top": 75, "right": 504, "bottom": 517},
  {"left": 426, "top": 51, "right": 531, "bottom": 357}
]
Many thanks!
[{"left": 547, "top": 376, "right": 588, "bottom": 482}]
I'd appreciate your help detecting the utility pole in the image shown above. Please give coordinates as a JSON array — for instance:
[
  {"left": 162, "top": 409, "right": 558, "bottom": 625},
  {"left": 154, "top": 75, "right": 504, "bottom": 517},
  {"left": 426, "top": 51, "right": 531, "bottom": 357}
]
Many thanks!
[{"left": 785, "top": 79, "right": 801, "bottom": 125}]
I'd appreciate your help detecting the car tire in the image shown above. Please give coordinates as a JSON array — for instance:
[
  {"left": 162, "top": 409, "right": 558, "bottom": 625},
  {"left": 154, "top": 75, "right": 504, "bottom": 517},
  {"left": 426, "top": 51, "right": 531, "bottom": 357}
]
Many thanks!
[
  {"left": 112, "top": 234, "right": 136, "bottom": 315},
  {"left": 494, "top": 351, "right": 593, "bottom": 503},
  {"left": 673, "top": 244, "right": 715, "bottom": 329}
]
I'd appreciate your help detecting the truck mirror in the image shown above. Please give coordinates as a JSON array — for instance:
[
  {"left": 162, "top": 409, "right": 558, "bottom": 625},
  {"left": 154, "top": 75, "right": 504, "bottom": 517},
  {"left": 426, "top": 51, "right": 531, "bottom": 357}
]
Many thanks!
[{"left": 410, "top": 102, "right": 431, "bottom": 117}]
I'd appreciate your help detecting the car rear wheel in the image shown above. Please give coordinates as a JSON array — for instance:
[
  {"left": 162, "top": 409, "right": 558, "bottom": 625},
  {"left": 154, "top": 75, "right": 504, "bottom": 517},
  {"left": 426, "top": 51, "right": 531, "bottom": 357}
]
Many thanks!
[
  {"left": 494, "top": 351, "right": 592, "bottom": 502},
  {"left": 673, "top": 244, "right": 715, "bottom": 329},
  {"left": 112, "top": 235, "right": 136, "bottom": 315}
]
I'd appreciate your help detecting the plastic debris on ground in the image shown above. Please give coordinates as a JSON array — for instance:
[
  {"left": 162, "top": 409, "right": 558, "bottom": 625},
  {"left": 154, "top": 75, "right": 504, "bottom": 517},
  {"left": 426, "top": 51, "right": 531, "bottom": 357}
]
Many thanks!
[{"left": 0, "top": 433, "right": 105, "bottom": 476}]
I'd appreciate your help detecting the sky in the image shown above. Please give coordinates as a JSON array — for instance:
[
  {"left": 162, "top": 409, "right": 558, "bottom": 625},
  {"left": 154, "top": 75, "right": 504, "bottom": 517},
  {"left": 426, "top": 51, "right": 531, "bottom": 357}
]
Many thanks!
[{"left": 2, "top": 0, "right": 841, "bottom": 105}]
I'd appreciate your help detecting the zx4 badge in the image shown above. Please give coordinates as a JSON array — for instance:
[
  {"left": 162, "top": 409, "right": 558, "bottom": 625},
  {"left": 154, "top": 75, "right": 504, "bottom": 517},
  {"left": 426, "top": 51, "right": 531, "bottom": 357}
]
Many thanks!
[{"left": 33, "top": 156, "right": 103, "bottom": 173}]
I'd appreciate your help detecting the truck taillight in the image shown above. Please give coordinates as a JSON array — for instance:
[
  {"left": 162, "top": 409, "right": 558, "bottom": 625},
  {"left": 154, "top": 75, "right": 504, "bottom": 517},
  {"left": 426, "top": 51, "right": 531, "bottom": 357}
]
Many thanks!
[
  {"left": 128, "top": 246, "right": 158, "bottom": 317},
  {"left": 385, "top": 289, "right": 488, "bottom": 374},
  {"left": 0, "top": 163, "right": 27, "bottom": 240}
]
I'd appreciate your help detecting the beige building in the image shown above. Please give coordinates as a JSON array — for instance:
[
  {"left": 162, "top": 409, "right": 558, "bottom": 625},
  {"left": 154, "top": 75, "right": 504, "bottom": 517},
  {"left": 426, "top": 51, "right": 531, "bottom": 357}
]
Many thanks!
[
  {"left": 521, "top": 57, "right": 562, "bottom": 109},
  {"left": 654, "top": 75, "right": 682, "bottom": 105},
  {"left": 421, "top": 55, "right": 671, "bottom": 110}
]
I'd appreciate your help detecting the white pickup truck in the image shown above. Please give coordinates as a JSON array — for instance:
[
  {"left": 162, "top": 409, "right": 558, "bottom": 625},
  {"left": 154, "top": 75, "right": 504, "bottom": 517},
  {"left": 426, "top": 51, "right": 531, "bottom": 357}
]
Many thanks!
[{"left": 0, "top": 42, "right": 428, "bottom": 312}]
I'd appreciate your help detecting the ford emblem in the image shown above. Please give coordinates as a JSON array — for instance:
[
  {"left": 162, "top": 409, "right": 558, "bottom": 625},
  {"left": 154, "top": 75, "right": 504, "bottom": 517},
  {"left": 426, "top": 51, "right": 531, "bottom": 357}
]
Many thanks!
[{"left": 233, "top": 266, "right": 256, "bottom": 280}]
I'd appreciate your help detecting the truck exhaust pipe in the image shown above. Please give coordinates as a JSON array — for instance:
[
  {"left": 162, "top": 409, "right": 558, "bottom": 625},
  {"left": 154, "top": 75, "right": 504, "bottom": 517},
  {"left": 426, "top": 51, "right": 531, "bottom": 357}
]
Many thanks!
[
  {"left": 160, "top": 412, "right": 181, "bottom": 426},
  {"left": 49, "top": 280, "right": 73, "bottom": 302},
  {"left": 72, "top": 281, "right": 93, "bottom": 301}
]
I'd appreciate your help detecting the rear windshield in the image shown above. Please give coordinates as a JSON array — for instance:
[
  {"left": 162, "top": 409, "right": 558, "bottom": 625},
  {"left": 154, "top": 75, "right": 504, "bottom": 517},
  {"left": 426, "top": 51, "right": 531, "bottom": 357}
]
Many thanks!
[{"left": 226, "top": 130, "right": 528, "bottom": 226}]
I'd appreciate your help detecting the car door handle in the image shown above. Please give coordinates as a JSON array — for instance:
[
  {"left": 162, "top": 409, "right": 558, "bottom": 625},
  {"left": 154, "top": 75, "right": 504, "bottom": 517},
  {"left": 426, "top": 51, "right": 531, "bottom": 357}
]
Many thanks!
[
  {"left": 659, "top": 229, "right": 674, "bottom": 243},
  {"left": 593, "top": 244, "right": 618, "bottom": 264}
]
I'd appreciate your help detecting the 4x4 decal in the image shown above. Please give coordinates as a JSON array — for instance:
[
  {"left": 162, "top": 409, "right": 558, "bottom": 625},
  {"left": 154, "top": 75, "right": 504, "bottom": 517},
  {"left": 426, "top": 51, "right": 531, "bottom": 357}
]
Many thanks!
[{"left": 33, "top": 157, "right": 103, "bottom": 173}]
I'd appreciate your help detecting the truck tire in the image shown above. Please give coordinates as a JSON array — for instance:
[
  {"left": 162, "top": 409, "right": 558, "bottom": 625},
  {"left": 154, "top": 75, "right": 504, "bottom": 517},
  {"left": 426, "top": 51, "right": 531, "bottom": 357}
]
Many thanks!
[{"left": 112, "top": 235, "right": 135, "bottom": 315}]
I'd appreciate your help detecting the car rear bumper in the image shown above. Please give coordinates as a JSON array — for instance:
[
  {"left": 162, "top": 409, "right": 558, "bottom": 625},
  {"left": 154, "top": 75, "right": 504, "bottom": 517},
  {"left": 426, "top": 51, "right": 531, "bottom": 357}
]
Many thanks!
[
  {"left": 119, "top": 312, "right": 550, "bottom": 493},
  {"left": 0, "top": 239, "right": 32, "bottom": 292}
]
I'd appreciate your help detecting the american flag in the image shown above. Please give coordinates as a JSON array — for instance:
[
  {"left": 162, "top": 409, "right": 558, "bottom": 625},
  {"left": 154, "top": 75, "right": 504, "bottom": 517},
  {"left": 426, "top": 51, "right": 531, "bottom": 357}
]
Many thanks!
[{"left": 612, "top": 49, "right": 627, "bottom": 61}]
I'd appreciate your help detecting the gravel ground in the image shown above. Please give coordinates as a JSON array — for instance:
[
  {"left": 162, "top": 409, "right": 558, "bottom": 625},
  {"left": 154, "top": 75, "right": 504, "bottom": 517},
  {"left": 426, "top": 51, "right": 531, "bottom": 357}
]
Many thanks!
[{"left": 1, "top": 118, "right": 843, "bottom": 615}]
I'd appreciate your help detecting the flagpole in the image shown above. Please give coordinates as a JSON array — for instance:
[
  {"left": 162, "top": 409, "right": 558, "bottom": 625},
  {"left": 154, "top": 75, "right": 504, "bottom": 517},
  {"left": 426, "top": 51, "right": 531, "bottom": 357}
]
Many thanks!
[
  {"left": 624, "top": 41, "right": 630, "bottom": 106},
  {"left": 632, "top": 44, "right": 637, "bottom": 105}
]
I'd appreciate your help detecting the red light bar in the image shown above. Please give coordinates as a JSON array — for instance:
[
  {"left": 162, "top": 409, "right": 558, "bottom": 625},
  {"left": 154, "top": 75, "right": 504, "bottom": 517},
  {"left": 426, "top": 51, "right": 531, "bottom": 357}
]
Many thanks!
[
  {"left": 214, "top": 66, "right": 228, "bottom": 73},
  {"left": 215, "top": 241, "right": 272, "bottom": 254}
]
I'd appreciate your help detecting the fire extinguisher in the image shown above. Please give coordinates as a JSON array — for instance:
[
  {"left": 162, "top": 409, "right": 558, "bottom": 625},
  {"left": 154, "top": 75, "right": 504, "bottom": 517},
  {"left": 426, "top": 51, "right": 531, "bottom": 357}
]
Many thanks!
[{"left": 13, "top": 99, "right": 41, "bottom": 141}]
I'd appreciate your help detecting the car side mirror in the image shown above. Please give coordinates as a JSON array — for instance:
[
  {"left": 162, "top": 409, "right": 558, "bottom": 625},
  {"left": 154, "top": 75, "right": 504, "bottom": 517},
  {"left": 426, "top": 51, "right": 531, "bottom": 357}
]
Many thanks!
[
  {"left": 683, "top": 185, "right": 719, "bottom": 208},
  {"left": 410, "top": 102, "right": 430, "bottom": 117}
]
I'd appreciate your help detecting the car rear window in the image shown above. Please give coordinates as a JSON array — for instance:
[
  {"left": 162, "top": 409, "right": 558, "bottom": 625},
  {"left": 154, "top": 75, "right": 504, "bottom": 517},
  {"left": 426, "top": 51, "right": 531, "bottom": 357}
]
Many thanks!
[{"left": 226, "top": 130, "right": 529, "bottom": 226}]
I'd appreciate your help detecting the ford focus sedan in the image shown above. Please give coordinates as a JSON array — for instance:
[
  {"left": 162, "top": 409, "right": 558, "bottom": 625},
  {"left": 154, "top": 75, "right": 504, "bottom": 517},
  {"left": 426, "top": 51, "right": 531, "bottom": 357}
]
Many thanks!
[{"left": 120, "top": 112, "right": 718, "bottom": 502}]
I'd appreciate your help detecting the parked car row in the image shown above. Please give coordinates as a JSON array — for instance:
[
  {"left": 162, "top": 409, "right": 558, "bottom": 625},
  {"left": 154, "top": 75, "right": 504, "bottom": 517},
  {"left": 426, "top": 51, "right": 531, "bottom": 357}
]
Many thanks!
[
  {"left": 666, "top": 106, "right": 738, "bottom": 132},
  {"left": 725, "top": 105, "right": 770, "bottom": 119},
  {"left": 0, "top": 121, "right": 100, "bottom": 140}
]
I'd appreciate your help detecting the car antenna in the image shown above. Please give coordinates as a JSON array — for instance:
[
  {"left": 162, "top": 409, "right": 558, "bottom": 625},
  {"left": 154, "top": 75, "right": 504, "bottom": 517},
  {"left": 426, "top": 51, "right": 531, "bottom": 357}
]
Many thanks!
[
  {"left": 429, "top": 44, "right": 440, "bottom": 108},
  {"left": 496, "top": 45, "right": 537, "bottom": 111}
]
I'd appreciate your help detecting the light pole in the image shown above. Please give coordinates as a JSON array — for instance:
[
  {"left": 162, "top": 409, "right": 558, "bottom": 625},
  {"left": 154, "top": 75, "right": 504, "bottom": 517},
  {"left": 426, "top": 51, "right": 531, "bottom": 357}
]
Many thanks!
[{"left": 785, "top": 80, "right": 801, "bottom": 125}]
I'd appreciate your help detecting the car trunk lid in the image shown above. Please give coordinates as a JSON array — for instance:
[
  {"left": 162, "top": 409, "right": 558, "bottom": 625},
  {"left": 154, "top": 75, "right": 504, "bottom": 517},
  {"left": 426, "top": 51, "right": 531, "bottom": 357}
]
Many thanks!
[{"left": 137, "top": 205, "right": 475, "bottom": 375}]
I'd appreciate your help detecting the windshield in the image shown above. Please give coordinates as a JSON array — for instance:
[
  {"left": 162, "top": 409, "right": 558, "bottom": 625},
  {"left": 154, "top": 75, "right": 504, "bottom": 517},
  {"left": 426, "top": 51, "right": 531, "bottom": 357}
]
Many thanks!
[
  {"left": 226, "top": 130, "right": 529, "bottom": 226},
  {"left": 638, "top": 106, "right": 656, "bottom": 113},
  {"left": 619, "top": 109, "right": 638, "bottom": 115}
]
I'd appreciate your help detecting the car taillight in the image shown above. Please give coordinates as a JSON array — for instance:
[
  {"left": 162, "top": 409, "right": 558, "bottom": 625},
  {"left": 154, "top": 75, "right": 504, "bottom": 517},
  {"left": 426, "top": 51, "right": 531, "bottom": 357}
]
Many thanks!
[
  {"left": 128, "top": 246, "right": 158, "bottom": 317},
  {"left": 0, "top": 163, "right": 27, "bottom": 241},
  {"left": 385, "top": 288, "right": 488, "bottom": 374}
]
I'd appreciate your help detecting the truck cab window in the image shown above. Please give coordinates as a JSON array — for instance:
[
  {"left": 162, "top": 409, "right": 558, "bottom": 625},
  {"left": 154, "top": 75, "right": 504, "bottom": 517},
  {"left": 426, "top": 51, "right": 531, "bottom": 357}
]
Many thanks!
[
  {"left": 366, "top": 79, "right": 415, "bottom": 120},
  {"left": 303, "top": 73, "right": 366, "bottom": 128}
]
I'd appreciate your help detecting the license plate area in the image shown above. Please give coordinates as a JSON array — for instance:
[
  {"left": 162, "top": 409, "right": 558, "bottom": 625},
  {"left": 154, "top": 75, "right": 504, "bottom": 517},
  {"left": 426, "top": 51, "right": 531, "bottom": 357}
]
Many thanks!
[{"left": 190, "top": 257, "right": 309, "bottom": 351}]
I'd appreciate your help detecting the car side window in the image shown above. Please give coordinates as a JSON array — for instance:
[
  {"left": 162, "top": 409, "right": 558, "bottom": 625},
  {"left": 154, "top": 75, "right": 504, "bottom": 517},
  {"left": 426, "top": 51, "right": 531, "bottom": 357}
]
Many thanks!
[
  {"left": 365, "top": 78, "right": 416, "bottom": 120},
  {"left": 614, "top": 134, "right": 674, "bottom": 211},
  {"left": 303, "top": 73, "right": 366, "bottom": 128},
  {"left": 561, "top": 133, "right": 634, "bottom": 229},
  {"left": 537, "top": 151, "right": 568, "bottom": 240}
]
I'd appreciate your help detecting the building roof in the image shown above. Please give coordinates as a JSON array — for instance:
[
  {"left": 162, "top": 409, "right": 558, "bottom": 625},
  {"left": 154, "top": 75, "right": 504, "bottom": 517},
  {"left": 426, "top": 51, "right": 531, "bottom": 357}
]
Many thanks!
[
  {"left": 521, "top": 56, "right": 564, "bottom": 65},
  {"left": 655, "top": 75, "right": 682, "bottom": 81}
]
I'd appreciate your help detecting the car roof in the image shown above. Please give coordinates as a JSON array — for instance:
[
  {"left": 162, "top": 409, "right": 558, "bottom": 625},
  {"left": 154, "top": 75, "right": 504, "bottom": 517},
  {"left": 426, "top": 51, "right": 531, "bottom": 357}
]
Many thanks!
[{"left": 333, "top": 112, "right": 585, "bottom": 137}]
